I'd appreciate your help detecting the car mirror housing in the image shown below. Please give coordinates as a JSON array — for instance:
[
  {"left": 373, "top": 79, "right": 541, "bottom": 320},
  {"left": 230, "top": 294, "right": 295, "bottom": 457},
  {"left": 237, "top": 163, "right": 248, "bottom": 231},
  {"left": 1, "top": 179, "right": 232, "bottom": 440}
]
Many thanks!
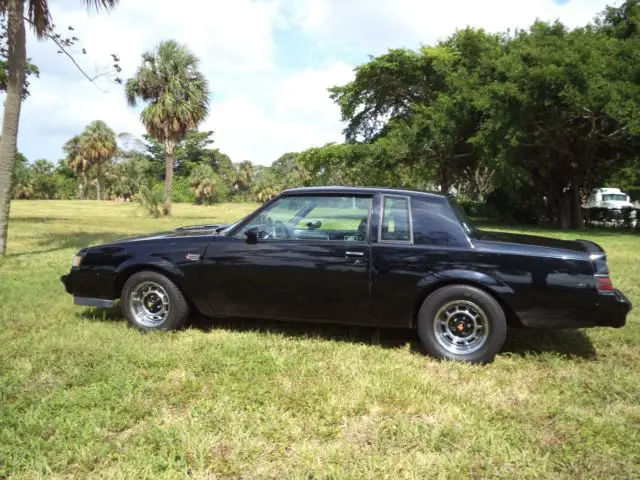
[{"left": 245, "top": 229, "right": 258, "bottom": 244}]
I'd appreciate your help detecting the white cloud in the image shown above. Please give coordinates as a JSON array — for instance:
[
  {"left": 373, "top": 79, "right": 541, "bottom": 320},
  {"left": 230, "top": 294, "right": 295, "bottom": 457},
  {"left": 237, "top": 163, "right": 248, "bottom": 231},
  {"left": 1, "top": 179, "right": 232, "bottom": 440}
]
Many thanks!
[
  {"left": 5, "top": 0, "right": 615, "bottom": 166},
  {"left": 205, "top": 62, "right": 354, "bottom": 164},
  {"left": 287, "top": 0, "right": 614, "bottom": 53}
]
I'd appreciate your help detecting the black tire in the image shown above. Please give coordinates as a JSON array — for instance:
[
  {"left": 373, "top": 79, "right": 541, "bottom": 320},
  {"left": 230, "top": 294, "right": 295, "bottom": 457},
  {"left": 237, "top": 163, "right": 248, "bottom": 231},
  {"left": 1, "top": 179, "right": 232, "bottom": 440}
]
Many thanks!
[
  {"left": 417, "top": 285, "right": 506, "bottom": 364},
  {"left": 120, "top": 271, "right": 189, "bottom": 331}
]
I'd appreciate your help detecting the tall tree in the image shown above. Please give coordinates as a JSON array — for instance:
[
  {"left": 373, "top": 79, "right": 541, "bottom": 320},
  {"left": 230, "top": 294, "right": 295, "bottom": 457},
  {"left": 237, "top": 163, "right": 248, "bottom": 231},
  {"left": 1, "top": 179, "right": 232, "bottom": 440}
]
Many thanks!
[
  {"left": 64, "top": 135, "right": 90, "bottom": 199},
  {"left": 79, "top": 120, "right": 117, "bottom": 200},
  {"left": 0, "top": 0, "right": 118, "bottom": 256},
  {"left": 125, "top": 40, "right": 210, "bottom": 215}
]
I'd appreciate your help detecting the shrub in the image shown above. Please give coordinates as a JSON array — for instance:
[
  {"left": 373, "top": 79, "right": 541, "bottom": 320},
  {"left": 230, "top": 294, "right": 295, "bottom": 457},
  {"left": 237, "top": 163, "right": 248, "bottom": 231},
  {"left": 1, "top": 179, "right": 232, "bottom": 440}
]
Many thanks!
[
  {"left": 172, "top": 177, "right": 196, "bottom": 204},
  {"left": 583, "top": 207, "right": 639, "bottom": 231},
  {"left": 54, "top": 177, "right": 78, "bottom": 199},
  {"left": 457, "top": 199, "right": 497, "bottom": 219},
  {"left": 136, "top": 184, "right": 164, "bottom": 218}
]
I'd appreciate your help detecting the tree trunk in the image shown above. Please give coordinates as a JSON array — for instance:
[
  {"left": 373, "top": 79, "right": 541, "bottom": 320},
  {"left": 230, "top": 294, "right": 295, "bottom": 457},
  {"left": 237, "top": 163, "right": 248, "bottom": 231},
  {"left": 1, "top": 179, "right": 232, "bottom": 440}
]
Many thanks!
[
  {"left": 439, "top": 166, "right": 450, "bottom": 194},
  {"left": 81, "top": 172, "right": 88, "bottom": 199},
  {"left": 570, "top": 181, "right": 584, "bottom": 229},
  {"left": 558, "top": 191, "right": 571, "bottom": 230},
  {"left": 0, "top": 0, "right": 26, "bottom": 256},
  {"left": 95, "top": 163, "right": 102, "bottom": 201},
  {"left": 163, "top": 141, "right": 175, "bottom": 216}
]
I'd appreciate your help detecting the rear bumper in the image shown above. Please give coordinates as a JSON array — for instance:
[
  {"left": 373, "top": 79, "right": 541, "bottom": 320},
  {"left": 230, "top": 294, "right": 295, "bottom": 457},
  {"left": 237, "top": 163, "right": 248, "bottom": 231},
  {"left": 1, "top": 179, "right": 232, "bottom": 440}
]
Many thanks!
[{"left": 598, "top": 289, "right": 632, "bottom": 328}]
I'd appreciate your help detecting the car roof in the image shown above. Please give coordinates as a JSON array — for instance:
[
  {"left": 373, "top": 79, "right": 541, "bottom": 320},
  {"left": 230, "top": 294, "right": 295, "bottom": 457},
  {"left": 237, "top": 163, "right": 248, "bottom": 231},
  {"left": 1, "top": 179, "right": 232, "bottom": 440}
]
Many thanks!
[{"left": 281, "top": 185, "right": 449, "bottom": 199}]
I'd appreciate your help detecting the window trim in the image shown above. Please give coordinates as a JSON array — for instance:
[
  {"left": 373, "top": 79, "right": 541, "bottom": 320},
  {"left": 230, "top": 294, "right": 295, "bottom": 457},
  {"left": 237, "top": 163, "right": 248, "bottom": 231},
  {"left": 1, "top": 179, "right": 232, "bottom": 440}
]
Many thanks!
[{"left": 378, "top": 194, "right": 414, "bottom": 244}]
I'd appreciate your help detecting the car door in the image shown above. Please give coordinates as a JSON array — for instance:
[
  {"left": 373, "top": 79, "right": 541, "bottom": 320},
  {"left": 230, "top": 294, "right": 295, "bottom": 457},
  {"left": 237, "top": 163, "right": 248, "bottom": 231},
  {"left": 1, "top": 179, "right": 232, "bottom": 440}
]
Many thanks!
[{"left": 201, "top": 194, "right": 373, "bottom": 325}]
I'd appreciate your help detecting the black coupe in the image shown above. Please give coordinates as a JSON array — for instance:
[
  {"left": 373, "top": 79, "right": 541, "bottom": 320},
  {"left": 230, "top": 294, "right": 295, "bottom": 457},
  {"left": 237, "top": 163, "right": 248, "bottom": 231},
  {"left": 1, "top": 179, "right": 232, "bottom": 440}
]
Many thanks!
[{"left": 61, "top": 187, "right": 632, "bottom": 363}]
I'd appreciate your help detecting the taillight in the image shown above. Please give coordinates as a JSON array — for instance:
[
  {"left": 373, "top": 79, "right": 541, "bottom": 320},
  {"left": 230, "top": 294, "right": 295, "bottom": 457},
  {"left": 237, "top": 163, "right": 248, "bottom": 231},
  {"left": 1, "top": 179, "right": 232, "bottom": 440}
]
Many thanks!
[{"left": 597, "top": 276, "right": 615, "bottom": 292}]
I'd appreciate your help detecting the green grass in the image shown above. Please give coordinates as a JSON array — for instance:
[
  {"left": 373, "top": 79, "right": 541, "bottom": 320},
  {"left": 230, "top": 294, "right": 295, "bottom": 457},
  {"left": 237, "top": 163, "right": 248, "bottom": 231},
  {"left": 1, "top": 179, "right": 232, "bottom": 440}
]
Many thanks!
[{"left": 1, "top": 200, "right": 639, "bottom": 479}]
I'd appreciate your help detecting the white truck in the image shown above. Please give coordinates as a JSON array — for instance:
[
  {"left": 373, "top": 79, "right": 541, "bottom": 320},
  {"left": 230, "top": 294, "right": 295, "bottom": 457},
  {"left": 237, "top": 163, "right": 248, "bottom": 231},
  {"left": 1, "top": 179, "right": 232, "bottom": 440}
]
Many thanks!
[{"left": 585, "top": 188, "right": 634, "bottom": 210}]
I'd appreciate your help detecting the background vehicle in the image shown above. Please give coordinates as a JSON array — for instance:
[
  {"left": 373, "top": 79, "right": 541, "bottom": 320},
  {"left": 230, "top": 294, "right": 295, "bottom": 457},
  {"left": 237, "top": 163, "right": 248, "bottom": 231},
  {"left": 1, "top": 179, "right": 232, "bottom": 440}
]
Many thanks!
[
  {"left": 586, "top": 188, "right": 634, "bottom": 210},
  {"left": 61, "top": 187, "right": 632, "bottom": 363}
]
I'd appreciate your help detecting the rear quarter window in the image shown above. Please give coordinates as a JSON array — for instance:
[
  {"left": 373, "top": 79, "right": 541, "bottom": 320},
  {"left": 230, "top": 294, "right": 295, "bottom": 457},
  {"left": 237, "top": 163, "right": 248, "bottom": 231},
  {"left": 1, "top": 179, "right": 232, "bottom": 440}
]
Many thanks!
[{"left": 411, "top": 197, "right": 470, "bottom": 247}]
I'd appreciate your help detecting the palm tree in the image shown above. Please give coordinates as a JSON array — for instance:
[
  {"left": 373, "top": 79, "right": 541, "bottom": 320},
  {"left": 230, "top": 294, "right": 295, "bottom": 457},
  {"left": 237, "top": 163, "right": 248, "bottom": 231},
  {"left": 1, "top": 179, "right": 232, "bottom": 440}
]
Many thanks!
[
  {"left": 189, "top": 164, "right": 227, "bottom": 204},
  {"left": 233, "top": 161, "right": 255, "bottom": 192},
  {"left": 64, "top": 135, "right": 90, "bottom": 199},
  {"left": 125, "top": 40, "right": 209, "bottom": 216},
  {"left": 0, "top": 0, "right": 119, "bottom": 255},
  {"left": 79, "top": 120, "right": 117, "bottom": 200}
]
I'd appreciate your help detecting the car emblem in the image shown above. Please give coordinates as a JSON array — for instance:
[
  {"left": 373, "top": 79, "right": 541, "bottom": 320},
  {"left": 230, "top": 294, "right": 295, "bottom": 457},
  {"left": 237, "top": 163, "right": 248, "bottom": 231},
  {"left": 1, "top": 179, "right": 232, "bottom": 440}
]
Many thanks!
[{"left": 185, "top": 253, "right": 200, "bottom": 261}]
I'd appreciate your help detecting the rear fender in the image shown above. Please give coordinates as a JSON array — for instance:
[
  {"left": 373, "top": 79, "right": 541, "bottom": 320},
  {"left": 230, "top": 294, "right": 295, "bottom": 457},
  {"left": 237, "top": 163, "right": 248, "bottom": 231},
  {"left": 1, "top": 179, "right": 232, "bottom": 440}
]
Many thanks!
[
  {"left": 416, "top": 269, "right": 514, "bottom": 295},
  {"left": 414, "top": 269, "right": 520, "bottom": 327}
]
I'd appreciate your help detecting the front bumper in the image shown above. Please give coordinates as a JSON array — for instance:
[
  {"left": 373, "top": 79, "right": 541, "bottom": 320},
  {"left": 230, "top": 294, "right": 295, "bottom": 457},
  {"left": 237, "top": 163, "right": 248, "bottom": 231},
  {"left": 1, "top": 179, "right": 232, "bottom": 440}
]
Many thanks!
[{"left": 61, "top": 272, "right": 116, "bottom": 308}]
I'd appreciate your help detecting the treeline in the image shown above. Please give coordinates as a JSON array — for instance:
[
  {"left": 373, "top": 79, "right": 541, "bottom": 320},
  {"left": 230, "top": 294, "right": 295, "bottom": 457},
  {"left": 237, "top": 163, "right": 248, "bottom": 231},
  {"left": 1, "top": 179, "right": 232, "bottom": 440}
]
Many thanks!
[
  {"left": 12, "top": 129, "right": 278, "bottom": 205},
  {"left": 12, "top": 1, "right": 640, "bottom": 231}
]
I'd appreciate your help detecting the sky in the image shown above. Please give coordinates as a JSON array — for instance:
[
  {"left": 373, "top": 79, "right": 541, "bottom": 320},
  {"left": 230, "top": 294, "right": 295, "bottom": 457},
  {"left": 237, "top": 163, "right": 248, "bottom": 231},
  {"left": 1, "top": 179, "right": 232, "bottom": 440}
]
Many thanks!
[{"left": 3, "top": 0, "right": 616, "bottom": 166}]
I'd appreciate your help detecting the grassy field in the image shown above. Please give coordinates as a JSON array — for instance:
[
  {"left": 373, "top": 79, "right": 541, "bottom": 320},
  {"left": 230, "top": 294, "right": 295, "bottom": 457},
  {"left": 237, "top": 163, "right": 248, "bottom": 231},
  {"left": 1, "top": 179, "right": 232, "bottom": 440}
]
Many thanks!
[{"left": 1, "top": 200, "right": 639, "bottom": 479}]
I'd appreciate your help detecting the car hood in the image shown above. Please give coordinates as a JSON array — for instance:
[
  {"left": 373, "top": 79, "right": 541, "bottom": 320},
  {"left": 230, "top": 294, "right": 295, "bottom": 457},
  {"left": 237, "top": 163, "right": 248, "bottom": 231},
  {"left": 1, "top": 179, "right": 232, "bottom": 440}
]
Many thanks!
[
  {"left": 106, "top": 224, "right": 232, "bottom": 244},
  {"left": 474, "top": 231, "right": 589, "bottom": 253}
]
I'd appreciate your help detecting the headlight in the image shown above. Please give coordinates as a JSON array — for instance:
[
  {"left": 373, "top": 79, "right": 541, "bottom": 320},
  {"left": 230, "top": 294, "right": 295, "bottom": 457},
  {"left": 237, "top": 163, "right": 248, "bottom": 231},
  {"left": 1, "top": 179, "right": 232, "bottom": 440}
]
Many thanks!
[{"left": 71, "top": 254, "right": 84, "bottom": 268}]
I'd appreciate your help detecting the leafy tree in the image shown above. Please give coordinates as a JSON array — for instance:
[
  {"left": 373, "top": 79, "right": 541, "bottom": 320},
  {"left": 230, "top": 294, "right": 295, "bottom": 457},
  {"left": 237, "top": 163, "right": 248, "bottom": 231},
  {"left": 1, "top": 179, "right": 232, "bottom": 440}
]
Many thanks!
[
  {"left": 270, "top": 152, "right": 310, "bottom": 189},
  {"left": 479, "top": 20, "right": 640, "bottom": 227},
  {"left": 0, "top": 16, "right": 39, "bottom": 99},
  {"left": 251, "top": 167, "right": 280, "bottom": 203},
  {"left": 11, "top": 152, "right": 32, "bottom": 199},
  {"left": 188, "top": 164, "right": 228, "bottom": 204},
  {"left": 110, "top": 156, "right": 154, "bottom": 202},
  {"left": 232, "top": 160, "right": 255, "bottom": 194},
  {"left": 125, "top": 40, "right": 210, "bottom": 216},
  {"left": 0, "top": 0, "right": 119, "bottom": 256},
  {"left": 79, "top": 120, "right": 117, "bottom": 200},
  {"left": 329, "top": 30, "right": 503, "bottom": 194}
]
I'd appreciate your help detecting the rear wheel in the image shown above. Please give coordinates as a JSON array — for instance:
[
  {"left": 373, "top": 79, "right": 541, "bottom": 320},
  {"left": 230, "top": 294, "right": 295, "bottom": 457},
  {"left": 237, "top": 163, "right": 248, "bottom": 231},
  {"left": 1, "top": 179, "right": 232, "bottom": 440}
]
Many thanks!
[
  {"left": 121, "top": 271, "right": 189, "bottom": 331},
  {"left": 417, "top": 285, "right": 506, "bottom": 363}
]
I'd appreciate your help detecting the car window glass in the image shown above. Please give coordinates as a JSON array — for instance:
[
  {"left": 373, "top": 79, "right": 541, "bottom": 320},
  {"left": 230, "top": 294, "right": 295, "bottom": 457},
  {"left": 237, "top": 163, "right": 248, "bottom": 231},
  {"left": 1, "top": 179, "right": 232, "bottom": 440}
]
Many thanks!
[
  {"left": 380, "top": 196, "right": 411, "bottom": 242},
  {"left": 412, "top": 197, "right": 468, "bottom": 246},
  {"left": 602, "top": 194, "right": 626, "bottom": 201},
  {"left": 238, "top": 195, "right": 371, "bottom": 241}
]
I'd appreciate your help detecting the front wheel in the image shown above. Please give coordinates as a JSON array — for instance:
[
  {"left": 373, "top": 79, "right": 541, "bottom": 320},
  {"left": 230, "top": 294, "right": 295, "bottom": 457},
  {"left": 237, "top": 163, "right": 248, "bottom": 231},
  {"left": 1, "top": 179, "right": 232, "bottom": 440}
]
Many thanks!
[
  {"left": 417, "top": 285, "right": 507, "bottom": 363},
  {"left": 121, "top": 271, "right": 190, "bottom": 331}
]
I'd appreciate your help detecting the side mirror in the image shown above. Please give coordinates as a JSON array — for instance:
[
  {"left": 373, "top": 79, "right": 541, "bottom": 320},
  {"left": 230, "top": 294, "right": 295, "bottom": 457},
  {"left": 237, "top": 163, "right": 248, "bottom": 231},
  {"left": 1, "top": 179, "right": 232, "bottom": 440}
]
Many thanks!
[
  {"left": 306, "top": 220, "right": 322, "bottom": 229},
  {"left": 244, "top": 229, "right": 258, "bottom": 244}
]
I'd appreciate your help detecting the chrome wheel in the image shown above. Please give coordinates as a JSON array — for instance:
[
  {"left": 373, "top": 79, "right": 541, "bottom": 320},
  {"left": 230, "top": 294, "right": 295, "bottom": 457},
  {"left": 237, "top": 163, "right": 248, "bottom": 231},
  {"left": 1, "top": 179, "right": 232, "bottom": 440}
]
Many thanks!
[
  {"left": 129, "top": 281, "right": 170, "bottom": 327},
  {"left": 433, "top": 300, "right": 489, "bottom": 354}
]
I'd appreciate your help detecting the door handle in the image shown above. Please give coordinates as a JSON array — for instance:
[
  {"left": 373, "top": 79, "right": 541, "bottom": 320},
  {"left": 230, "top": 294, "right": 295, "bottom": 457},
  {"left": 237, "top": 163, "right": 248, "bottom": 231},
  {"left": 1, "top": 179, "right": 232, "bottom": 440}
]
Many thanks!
[{"left": 345, "top": 251, "right": 366, "bottom": 265}]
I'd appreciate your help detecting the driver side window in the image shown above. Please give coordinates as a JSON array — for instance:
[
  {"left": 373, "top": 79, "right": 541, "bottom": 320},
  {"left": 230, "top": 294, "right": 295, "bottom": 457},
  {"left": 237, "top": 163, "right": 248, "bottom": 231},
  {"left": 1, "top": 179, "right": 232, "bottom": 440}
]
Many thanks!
[{"left": 238, "top": 195, "right": 372, "bottom": 242}]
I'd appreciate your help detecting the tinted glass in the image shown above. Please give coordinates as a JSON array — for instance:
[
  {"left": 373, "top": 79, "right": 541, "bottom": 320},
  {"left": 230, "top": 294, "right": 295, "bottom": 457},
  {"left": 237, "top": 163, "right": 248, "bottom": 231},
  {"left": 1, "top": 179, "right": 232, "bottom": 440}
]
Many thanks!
[
  {"left": 380, "top": 196, "right": 411, "bottom": 242},
  {"left": 412, "top": 197, "right": 469, "bottom": 246},
  {"left": 448, "top": 197, "right": 478, "bottom": 236},
  {"left": 239, "top": 195, "right": 371, "bottom": 241}
]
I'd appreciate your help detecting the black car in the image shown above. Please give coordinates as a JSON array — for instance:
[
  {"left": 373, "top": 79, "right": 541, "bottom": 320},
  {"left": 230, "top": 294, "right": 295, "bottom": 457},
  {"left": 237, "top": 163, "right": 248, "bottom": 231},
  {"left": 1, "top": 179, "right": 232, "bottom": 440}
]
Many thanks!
[{"left": 61, "top": 186, "right": 632, "bottom": 363}]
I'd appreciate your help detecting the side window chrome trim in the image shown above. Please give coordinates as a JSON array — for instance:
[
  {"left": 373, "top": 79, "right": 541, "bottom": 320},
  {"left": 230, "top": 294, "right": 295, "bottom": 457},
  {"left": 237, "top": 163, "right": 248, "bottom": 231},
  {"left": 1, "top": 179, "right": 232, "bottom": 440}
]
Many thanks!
[{"left": 378, "top": 194, "right": 414, "bottom": 244}]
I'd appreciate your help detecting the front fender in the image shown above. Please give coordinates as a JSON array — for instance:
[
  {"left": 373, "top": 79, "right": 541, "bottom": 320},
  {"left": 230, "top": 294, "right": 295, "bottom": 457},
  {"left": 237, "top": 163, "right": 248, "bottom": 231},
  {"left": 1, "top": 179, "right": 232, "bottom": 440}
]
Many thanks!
[
  {"left": 113, "top": 256, "right": 187, "bottom": 297},
  {"left": 114, "top": 256, "right": 184, "bottom": 279}
]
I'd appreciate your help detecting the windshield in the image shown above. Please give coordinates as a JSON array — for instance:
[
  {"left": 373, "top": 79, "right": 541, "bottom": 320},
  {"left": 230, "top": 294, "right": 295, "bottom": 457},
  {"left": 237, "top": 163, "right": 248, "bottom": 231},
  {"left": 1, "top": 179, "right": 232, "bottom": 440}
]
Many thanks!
[
  {"left": 602, "top": 194, "right": 627, "bottom": 202},
  {"left": 448, "top": 197, "right": 478, "bottom": 236}
]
